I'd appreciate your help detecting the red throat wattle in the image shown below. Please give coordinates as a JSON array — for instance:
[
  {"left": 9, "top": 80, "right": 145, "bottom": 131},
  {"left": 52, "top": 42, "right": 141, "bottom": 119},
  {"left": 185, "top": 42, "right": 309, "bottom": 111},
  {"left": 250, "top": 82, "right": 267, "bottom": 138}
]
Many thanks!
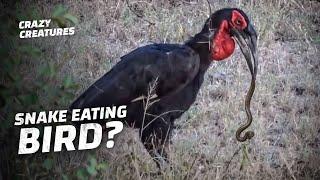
[{"left": 211, "top": 20, "right": 235, "bottom": 61}]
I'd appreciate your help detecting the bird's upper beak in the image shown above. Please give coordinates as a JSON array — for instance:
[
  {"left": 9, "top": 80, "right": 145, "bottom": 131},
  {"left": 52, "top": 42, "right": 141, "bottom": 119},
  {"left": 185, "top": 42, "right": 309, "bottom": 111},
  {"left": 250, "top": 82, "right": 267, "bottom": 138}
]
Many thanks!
[{"left": 231, "top": 24, "right": 258, "bottom": 79}]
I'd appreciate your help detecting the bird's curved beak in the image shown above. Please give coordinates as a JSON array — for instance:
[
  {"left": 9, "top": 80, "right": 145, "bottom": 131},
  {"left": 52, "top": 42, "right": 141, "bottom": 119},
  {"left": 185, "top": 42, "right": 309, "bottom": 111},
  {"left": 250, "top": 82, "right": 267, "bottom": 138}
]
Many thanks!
[{"left": 231, "top": 23, "right": 258, "bottom": 79}]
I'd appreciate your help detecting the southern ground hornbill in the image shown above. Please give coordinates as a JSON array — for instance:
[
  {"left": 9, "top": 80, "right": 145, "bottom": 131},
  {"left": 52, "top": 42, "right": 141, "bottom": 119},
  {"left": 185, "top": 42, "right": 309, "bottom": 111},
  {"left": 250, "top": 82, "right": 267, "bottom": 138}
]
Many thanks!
[{"left": 70, "top": 8, "right": 258, "bottom": 167}]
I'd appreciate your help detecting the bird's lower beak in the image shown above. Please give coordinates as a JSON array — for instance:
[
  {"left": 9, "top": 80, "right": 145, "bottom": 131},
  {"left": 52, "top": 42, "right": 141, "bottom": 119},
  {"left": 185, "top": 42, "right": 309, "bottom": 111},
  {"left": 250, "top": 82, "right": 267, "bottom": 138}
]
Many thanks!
[{"left": 231, "top": 24, "right": 258, "bottom": 79}]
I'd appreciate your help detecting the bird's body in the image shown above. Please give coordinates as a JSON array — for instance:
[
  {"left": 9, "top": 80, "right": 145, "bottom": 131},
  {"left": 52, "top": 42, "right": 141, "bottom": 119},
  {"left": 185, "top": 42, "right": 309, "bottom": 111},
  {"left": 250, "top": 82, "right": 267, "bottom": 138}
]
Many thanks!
[
  {"left": 70, "top": 8, "right": 258, "bottom": 168},
  {"left": 70, "top": 41, "right": 211, "bottom": 161}
]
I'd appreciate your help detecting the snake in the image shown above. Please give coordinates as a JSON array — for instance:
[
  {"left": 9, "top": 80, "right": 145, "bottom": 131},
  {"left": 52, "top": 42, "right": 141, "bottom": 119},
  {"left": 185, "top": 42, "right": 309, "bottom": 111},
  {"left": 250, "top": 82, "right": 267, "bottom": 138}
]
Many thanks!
[
  {"left": 231, "top": 28, "right": 258, "bottom": 142},
  {"left": 235, "top": 75, "right": 256, "bottom": 142}
]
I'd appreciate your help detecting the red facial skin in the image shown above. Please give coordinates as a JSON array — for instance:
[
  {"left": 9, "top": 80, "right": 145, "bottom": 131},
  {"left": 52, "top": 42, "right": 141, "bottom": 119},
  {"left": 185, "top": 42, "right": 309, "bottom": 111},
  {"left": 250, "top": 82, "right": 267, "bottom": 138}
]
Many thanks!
[
  {"left": 211, "top": 20, "right": 235, "bottom": 60},
  {"left": 211, "top": 10, "right": 248, "bottom": 61}
]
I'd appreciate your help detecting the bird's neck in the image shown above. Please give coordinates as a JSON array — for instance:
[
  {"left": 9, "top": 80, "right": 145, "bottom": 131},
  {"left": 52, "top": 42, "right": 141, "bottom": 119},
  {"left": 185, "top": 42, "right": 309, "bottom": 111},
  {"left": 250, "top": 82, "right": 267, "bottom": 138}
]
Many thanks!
[{"left": 185, "top": 32, "right": 212, "bottom": 72}]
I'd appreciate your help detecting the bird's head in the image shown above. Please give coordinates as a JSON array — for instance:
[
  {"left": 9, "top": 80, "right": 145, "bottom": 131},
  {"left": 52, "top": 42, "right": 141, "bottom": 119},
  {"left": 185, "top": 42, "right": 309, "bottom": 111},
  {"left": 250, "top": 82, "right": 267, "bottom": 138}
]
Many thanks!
[{"left": 202, "top": 8, "right": 258, "bottom": 77}]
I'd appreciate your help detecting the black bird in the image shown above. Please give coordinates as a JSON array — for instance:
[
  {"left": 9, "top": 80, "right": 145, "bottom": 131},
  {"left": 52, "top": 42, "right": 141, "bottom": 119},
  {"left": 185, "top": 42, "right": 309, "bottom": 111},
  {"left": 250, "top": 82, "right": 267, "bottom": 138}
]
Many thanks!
[{"left": 70, "top": 8, "right": 257, "bottom": 167}]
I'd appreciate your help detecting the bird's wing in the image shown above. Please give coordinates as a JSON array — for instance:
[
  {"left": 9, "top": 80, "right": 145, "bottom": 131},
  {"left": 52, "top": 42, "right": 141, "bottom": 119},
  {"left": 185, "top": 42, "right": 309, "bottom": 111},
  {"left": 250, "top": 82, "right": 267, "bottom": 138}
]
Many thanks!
[{"left": 70, "top": 44, "right": 200, "bottom": 109}]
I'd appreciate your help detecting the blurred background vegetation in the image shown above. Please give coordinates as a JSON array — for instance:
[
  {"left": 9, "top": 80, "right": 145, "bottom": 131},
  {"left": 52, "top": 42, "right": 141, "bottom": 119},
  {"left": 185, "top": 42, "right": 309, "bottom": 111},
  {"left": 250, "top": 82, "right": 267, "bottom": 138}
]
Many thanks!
[
  {"left": 0, "top": 2, "right": 105, "bottom": 179},
  {"left": 0, "top": 0, "right": 319, "bottom": 179}
]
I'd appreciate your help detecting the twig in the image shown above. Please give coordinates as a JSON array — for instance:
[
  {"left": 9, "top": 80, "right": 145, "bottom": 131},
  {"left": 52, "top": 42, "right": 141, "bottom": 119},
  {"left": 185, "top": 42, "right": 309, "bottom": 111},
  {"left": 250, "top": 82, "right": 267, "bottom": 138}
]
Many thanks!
[
  {"left": 140, "top": 77, "right": 159, "bottom": 138},
  {"left": 183, "top": 154, "right": 200, "bottom": 180},
  {"left": 221, "top": 145, "right": 242, "bottom": 179},
  {"left": 279, "top": 151, "right": 297, "bottom": 180},
  {"left": 142, "top": 110, "right": 183, "bottom": 132},
  {"left": 112, "top": 0, "right": 122, "bottom": 19}
]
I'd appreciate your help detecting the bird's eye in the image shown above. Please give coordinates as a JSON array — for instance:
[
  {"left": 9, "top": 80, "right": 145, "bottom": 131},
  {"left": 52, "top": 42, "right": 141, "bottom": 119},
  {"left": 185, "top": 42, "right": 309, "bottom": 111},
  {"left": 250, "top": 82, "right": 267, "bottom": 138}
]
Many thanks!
[{"left": 235, "top": 19, "right": 242, "bottom": 26}]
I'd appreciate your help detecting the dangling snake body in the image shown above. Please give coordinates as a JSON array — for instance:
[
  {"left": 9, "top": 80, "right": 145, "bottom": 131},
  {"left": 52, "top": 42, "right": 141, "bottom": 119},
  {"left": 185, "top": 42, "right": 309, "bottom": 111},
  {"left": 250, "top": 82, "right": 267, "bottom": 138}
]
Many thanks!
[
  {"left": 232, "top": 30, "right": 258, "bottom": 143},
  {"left": 235, "top": 76, "right": 256, "bottom": 142}
]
